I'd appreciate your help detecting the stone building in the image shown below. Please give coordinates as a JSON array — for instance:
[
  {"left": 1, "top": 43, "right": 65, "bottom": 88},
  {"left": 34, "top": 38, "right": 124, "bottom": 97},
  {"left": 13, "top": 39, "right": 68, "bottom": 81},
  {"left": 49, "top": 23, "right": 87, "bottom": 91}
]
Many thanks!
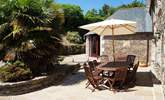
[
  {"left": 84, "top": 0, "right": 165, "bottom": 97},
  {"left": 85, "top": 8, "right": 153, "bottom": 66},
  {"left": 147, "top": 0, "right": 165, "bottom": 96}
]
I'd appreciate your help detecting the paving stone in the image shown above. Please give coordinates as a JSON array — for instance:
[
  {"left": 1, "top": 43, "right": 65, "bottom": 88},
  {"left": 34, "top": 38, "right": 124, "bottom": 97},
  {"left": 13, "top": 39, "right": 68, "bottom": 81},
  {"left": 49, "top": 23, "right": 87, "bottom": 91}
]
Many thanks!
[
  {"left": 1, "top": 54, "right": 164, "bottom": 100},
  {"left": 0, "top": 96, "right": 10, "bottom": 100}
]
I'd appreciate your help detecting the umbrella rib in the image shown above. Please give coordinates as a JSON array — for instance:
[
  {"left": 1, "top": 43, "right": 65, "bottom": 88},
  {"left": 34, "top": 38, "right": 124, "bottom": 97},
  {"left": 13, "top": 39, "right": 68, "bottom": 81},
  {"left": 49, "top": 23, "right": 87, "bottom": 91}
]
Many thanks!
[
  {"left": 108, "top": 25, "right": 113, "bottom": 29},
  {"left": 125, "top": 24, "right": 136, "bottom": 28},
  {"left": 111, "top": 25, "right": 122, "bottom": 29},
  {"left": 99, "top": 26, "right": 108, "bottom": 35},
  {"left": 122, "top": 25, "right": 135, "bottom": 32},
  {"left": 90, "top": 26, "right": 102, "bottom": 32},
  {"left": 112, "top": 24, "right": 136, "bottom": 29}
]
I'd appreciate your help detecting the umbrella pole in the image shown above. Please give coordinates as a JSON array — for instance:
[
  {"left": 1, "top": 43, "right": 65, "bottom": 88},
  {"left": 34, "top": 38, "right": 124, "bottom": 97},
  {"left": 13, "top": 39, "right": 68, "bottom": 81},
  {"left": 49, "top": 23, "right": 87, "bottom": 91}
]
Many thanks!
[{"left": 112, "top": 26, "right": 115, "bottom": 62}]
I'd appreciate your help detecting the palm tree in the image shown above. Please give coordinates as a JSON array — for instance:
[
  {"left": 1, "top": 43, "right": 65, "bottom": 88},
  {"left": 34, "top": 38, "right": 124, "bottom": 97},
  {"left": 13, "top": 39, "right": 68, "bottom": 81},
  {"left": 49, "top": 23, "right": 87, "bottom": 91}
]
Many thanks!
[{"left": 0, "top": 0, "right": 63, "bottom": 75}]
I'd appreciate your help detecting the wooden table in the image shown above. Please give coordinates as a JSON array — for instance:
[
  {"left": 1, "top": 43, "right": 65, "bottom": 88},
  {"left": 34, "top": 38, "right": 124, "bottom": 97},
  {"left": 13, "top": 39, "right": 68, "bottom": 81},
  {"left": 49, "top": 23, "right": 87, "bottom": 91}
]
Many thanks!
[
  {"left": 96, "top": 61, "right": 129, "bottom": 90},
  {"left": 96, "top": 61, "right": 129, "bottom": 71}
]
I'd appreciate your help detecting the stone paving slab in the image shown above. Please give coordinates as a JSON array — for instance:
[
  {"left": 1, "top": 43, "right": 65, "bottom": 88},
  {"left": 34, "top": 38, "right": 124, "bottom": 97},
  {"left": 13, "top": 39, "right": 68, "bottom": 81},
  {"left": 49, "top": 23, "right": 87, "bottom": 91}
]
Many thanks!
[
  {"left": 0, "top": 96, "right": 10, "bottom": 100},
  {"left": 0, "top": 54, "right": 164, "bottom": 100},
  {"left": 1, "top": 67, "right": 160, "bottom": 100}
]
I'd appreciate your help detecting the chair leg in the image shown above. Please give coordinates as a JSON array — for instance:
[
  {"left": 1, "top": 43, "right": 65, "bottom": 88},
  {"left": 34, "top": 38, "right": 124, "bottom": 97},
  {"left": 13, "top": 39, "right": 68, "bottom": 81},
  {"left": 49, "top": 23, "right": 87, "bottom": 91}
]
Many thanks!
[
  {"left": 133, "top": 77, "right": 136, "bottom": 83},
  {"left": 86, "top": 82, "right": 90, "bottom": 88},
  {"left": 92, "top": 88, "right": 95, "bottom": 92},
  {"left": 87, "top": 86, "right": 95, "bottom": 92},
  {"left": 109, "top": 81, "right": 116, "bottom": 92},
  {"left": 86, "top": 81, "right": 90, "bottom": 85},
  {"left": 107, "top": 80, "right": 113, "bottom": 91},
  {"left": 119, "top": 81, "right": 124, "bottom": 89}
]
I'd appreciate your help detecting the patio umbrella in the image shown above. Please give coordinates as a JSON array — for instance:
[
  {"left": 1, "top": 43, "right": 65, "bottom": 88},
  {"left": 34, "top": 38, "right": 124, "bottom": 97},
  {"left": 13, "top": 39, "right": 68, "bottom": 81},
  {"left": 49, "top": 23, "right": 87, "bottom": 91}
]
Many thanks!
[{"left": 79, "top": 19, "right": 136, "bottom": 61}]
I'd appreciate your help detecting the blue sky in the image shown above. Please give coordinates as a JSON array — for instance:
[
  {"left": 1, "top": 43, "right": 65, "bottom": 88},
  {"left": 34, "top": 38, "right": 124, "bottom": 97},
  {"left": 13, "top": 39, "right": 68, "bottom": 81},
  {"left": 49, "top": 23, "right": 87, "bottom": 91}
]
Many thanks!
[{"left": 55, "top": 0, "right": 145, "bottom": 13}]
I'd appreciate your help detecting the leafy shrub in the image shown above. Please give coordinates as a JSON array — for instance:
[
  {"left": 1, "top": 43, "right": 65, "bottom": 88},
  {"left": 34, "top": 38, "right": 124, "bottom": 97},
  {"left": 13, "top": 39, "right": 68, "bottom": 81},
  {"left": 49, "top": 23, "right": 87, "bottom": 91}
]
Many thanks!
[
  {"left": 66, "top": 31, "right": 83, "bottom": 44},
  {"left": 0, "top": 50, "right": 5, "bottom": 60},
  {"left": 60, "top": 44, "right": 85, "bottom": 55},
  {"left": 0, "top": 60, "right": 33, "bottom": 82}
]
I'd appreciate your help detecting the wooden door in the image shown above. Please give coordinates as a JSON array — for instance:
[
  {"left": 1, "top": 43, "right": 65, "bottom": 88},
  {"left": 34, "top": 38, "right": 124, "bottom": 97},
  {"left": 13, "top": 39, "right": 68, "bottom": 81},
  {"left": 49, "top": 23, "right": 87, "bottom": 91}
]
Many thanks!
[{"left": 89, "top": 35, "right": 100, "bottom": 57}]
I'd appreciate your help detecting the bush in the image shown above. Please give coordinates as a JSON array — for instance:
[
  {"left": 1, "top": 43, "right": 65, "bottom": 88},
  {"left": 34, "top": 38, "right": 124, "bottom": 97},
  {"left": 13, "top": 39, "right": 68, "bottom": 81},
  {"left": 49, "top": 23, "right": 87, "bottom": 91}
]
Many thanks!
[
  {"left": 0, "top": 50, "right": 5, "bottom": 60},
  {"left": 66, "top": 31, "right": 83, "bottom": 44},
  {"left": 0, "top": 60, "right": 33, "bottom": 82},
  {"left": 60, "top": 44, "right": 85, "bottom": 55}
]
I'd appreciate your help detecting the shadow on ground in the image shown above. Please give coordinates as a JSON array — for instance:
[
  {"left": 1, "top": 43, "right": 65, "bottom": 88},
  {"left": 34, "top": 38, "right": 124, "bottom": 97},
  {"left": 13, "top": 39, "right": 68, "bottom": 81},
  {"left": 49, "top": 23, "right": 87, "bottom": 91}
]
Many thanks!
[
  {"left": 135, "top": 71, "right": 161, "bottom": 87},
  {"left": 61, "top": 71, "right": 86, "bottom": 86},
  {"left": 0, "top": 65, "right": 161, "bottom": 96},
  {"left": 110, "top": 71, "right": 161, "bottom": 92}
]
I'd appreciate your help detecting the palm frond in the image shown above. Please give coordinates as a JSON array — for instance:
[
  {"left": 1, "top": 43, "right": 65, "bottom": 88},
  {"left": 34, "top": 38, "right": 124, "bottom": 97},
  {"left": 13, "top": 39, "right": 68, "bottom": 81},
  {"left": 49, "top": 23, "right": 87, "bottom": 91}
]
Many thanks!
[
  {"left": 0, "top": 23, "right": 9, "bottom": 32},
  {"left": 13, "top": 12, "right": 36, "bottom": 24},
  {"left": 3, "top": 28, "right": 22, "bottom": 40},
  {"left": 28, "top": 26, "right": 52, "bottom": 32}
]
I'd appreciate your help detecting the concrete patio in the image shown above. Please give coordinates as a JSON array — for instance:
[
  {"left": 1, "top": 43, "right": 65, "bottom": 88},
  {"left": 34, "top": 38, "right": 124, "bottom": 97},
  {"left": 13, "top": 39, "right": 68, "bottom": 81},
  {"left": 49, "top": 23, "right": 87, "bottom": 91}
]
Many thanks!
[{"left": 0, "top": 54, "right": 164, "bottom": 100}]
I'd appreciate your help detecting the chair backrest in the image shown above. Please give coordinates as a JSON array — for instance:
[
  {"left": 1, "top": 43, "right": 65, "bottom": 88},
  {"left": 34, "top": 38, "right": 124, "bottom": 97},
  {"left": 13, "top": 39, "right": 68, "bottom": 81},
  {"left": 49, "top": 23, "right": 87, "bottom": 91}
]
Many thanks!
[
  {"left": 100, "top": 55, "right": 109, "bottom": 63},
  {"left": 83, "top": 63, "right": 97, "bottom": 88},
  {"left": 115, "top": 54, "right": 127, "bottom": 61},
  {"left": 88, "top": 61, "right": 95, "bottom": 71},
  {"left": 93, "top": 60, "right": 99, "bottom": 66},
  {"left": 125, "top": 61, "right": 139, "bottom": 83},
  {"left": 126, "top": 55, "right": 136, "bottom": 68},
  {"left": 114, "top": 67, "right": 128, "bottom": 82},
  {"left": 132, "top": 61, "right": 139, "bottom": 75}
]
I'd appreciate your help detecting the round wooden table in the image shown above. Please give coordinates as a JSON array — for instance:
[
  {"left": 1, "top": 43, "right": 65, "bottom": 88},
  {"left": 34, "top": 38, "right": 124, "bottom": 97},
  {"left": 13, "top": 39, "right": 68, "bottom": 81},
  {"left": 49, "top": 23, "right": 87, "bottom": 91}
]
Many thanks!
[
  {"left": 96, "top": 61, "right": 129, "bottom": 71},
  {"left": 96, "top": 62, "right": 128, "bottom": 91},
  {"left": 97, "top": 66, "right": 127, "bottom": 71}
]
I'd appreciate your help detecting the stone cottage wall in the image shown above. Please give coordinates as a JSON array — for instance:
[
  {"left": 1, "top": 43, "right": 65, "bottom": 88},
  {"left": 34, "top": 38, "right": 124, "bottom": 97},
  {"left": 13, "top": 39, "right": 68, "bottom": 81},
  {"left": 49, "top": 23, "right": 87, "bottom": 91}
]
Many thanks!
[
  {"left": 156, "top": 0, "right": 165, "bottom": 72},
  {"left": 103, "top": 33, "right": 153, "bottom": 65},
  {"left": 104, "top": 40, "right": 150, "bottom": 63},
  {"left": 85, "top": 36, "right": 90, "bottom": 56},
  {"left": 153, "top": 0, "right": 165, "bottom": 95}
]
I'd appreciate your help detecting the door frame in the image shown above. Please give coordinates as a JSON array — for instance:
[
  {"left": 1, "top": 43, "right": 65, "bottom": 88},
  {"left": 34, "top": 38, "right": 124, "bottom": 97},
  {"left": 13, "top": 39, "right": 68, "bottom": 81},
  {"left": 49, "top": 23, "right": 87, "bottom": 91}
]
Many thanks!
[{"left": 89, "top": 34, "right": 100, "bottom": 57}]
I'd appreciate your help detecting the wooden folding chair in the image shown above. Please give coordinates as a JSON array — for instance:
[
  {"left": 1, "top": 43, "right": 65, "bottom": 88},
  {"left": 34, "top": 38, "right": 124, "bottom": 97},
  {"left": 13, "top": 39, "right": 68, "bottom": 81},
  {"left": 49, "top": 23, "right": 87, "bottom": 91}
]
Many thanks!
[
  {"left": 126, "top": 55, "right": 136, "bottom": 70},
  {"left": 126, "top": 61, "right": 139, "bottom": 83},
  {"left": 107, "top": 67, "right": 128, "bottom": 91},
  {"left": 92, "top": 60, "right": 99, "bottom": 66},
  {"left": 99, "top": 55, "right": 109, "bottom": 63},
  {"left": 83, "top": 63, "right": 105, "bottom": 92},
  {"left": 88, "top": 61, "right": 95, "bottom": 72}
]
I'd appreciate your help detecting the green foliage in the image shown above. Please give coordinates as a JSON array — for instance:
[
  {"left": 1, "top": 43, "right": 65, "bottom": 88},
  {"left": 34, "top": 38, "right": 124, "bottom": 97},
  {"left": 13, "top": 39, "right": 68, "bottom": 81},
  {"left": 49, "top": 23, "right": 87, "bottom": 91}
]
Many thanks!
[
  {"left": 0, "top": 50, "right": 5, "bottom": 60},
  {"left": 0, "top": 0, "right": 63, "bottom": 76},
  {"left": 66, "top": 31, "right": 83, "bottom": 44},
  {"left": 0, "top": 0, "right": 53, "bottom": 24},
  {"left": 0, "top": 0, "right": 54, "bottom": 47},
  {"left": 60, "top": 4, "right": 84, "bottom": 31},
  {"left": 118, "top": 0, "right": 145, "bottom": 9},
  {"left": 102, "top": 4, "right": 111, "bottom": 16},
  {"left": 84, "top": 16, "right": 104, "bottom": 24},
  {"left": 85, "top": 9, "right": 98, "bottom": 18},
  {"left": 50, "top": 3, "right": 65, "bottom": 32},
  {"left": 60, "top": 44, "right": 85, "bottom": 55},
  {"left": 84, "top": 9, "right": 104, "bottom": 24},
  {"left": 85, "top": 0, "right": 145, "bottom": 20},
  {"left": 0, "top": 0, "right": 146, "bottom": 81},
  {"left": 109, "top": 7, "right": 118, "bottom": 16},
  {"left": 0, "top": 60, "right": 33, "bottom": 82},
  {"left": 85, "top": 5, "right": 116, "bottom": 20}
]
